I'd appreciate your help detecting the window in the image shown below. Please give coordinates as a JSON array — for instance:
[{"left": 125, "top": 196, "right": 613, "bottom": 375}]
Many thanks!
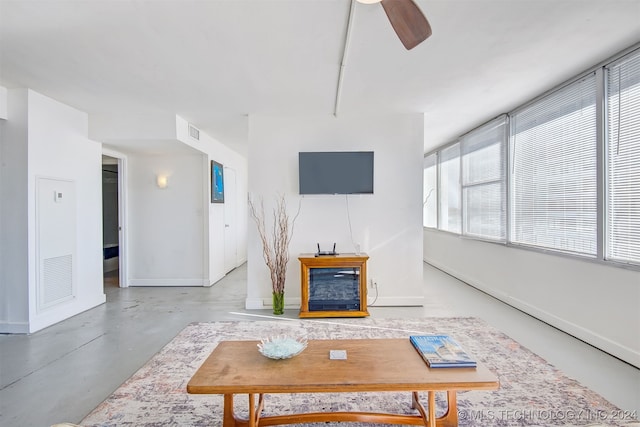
[
  {"left": 461, "top": 116, "right": 507, "bottom": 240},
  {"left": 606, "top": 50, "right": 640, "bottom": 265},
  {"left": 423, "top": 153, "right": 437, "bottom": 228},
  {"left": 510, "top": 74, "right": 598, "bottom": 255},
  {"left": 423, "top": 44, "right": 640, "bottom": 269},
  {"left": 438, "top": 142, "right": 461, "bottom": 233}
]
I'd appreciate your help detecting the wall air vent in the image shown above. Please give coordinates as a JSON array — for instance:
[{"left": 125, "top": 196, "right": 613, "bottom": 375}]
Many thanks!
[
  {"left": 42, "top": 254, "right": 73, "bottom": 307},
  {"left": 188, "top": 123, "right": 200, "bottom": 141},
  {"left": 36, "top": 177, "right": 76, "bottom": 312}
]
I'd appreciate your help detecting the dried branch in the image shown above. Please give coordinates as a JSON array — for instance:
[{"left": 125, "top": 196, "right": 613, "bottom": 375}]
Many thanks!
[{"left": 249, "top": 194, "right": 297, "bottom": 294}]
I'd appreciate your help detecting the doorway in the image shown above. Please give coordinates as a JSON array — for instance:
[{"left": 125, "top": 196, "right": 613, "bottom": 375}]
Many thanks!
[
  {"left": 102, "top": 156, "right": 119, "bottom": 288},
  {"left": 101, "top": 150, "right": 128, "bottom": 288}
]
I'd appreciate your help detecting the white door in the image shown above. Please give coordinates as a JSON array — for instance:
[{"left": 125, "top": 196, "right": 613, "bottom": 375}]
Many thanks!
[{"left": 223, "top": 167, "right": 238, "bottom": 273}]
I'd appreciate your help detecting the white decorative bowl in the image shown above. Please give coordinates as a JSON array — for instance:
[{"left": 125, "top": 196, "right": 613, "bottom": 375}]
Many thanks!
[{"left": 257, "top": 336, "right": 308, "bottom": 359}]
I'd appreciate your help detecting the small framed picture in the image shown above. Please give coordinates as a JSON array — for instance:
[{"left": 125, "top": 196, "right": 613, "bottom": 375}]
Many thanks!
[{"left": 211, "top": 160, "right": 224, "bottom": 203}]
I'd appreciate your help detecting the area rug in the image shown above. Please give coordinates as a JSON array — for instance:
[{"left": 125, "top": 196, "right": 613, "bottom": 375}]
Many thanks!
[{"left": 81, "top": 318, "right": 638, "bottom": 426}]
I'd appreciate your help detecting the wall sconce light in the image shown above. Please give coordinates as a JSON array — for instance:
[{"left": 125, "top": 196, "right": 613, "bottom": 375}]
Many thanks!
[{"left": 156, "top": 175, "right": 169, "bottom": 189}]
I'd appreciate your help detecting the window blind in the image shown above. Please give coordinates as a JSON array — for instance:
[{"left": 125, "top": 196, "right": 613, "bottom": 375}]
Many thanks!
[
  {"left": 510, "top": 74, "right": 598, "bottom": 255},
  {"left": 606, "top": 49, "right": 640, "bottom": 265},
  {"left": 438, "top": 142, "right": 461, "bottom": 233},
  {"left": 423, "top": 153, "right": 438, "bottom": 228},
  {"left": 461, "top": 115, "right": 507, "bottom": 240}
]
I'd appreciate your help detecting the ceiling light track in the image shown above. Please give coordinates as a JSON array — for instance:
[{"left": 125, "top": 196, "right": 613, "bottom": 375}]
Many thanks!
[{"left": 334, "top": 0, "right": 357, "bottom": 117}]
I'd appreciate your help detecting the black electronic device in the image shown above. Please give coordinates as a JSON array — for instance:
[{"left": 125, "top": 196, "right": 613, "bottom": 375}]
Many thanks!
[
  {"left": 299, "top": 151, "right": 374, "bottom": 195},
  {"left": 316, "top": 243, "right": 337, "bottom": 256}
]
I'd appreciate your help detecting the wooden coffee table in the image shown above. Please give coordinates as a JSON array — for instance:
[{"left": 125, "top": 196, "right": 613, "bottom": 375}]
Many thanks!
[{"left": 187, "top": 338, "right": 499, "bottom": 427}]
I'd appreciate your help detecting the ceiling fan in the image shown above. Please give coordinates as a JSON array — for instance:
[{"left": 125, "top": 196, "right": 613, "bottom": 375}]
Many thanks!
[{"left": 356, "top": 0, "right": 432, "bottom": 50}]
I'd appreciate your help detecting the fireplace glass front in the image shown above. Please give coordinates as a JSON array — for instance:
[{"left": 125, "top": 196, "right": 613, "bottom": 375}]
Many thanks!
[{"left": 307, "top": 267, "right": 361, "bottom": 312}]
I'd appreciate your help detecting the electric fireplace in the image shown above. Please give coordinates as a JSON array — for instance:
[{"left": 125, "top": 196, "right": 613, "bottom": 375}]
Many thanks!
[{"left": 298, "top": 253, "right": 369, "bottom": 318}]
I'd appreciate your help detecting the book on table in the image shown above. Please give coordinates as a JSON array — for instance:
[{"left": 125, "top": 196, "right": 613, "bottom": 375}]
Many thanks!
[{"left": 409, "top": 335, "right": 477, "bottom": 368}]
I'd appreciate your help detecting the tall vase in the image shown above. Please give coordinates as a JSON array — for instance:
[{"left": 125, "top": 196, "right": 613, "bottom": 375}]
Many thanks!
[{"left": 272, "top": 291, "right": 285, "bottom": 315}]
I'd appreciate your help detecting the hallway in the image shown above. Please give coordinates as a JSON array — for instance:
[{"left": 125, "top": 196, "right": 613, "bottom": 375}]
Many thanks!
[{"left": 0, "top": 263, "right": 638, "bottom": 426}]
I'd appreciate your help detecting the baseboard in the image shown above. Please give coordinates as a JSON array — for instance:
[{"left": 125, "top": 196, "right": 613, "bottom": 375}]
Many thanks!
[
  {"left": 245, "top": 298, "right": 264, "bottom": 310},
  {"left": 424, "top": 258, "right": 640, "bottom": 368},
  {"left": 209, "top": 273, "right": 226, "bottom": 287},
  {"left": 368, "top": 296, "right": 425, "bottom": 307},
  {"left": 1, "top": 294, "right": 106, "bottom": 334},
  {"left": 29, "top": 294, "right": 107, "bottom": 333},
  {"left": 128, "top": 278, "right": 209, "bottom": 287},
  {"left": 245, "top": 297, "right": 302, "bottom": 310},
  {"left": 245, "top": 296, "right": 424, "bottom": 310},
  {"left": 0, "top": 321, "right": 29, "bottom": 334},
  {"left": 506, "top": 295, "right": 640, "bottom": 369}
]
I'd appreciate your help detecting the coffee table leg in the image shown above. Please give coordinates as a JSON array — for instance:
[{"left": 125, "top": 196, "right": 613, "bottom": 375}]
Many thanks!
[
  {"left": 411, "top": 391, "right": 437, "bottom": 427},
  {"left": 426, "top": 391, "right": 436, "bottom": 427},
  {"left": 248, "top": 394, "right": 256, "bottom": 427},
  {"left": 223, "top": 394, "right": 237, "bottom": 427},
  {"left": 411, "top": 391, "right": 428, "bottom": 424},
  {"left": 221, "top": 393, "right": 265, "bottom": 427},
  {"left": 412, "top": 391, "right": 459, "bottom": 427},
  {"left": 438, "top": 391, "right": 459, "bottom": 427},
  {"left": 224, "top": 390, "right": 460, "bottom": 427}
]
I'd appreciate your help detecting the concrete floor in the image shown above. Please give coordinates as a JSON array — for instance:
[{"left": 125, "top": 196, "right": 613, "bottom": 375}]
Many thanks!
[{"left": 0, "top": 262, "right": 638, "bottom": 426}]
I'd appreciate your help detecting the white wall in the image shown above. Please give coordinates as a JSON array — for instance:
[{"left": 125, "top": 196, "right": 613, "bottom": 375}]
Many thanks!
[
  {"left": 1, "top": 92, "right": 247, "bottom": 331},
  {"left": 424, "top": 228, "right": 640, "bottom": 368},
  {"left": 0, "top": 120, "right": 3, "bottom": 325},
  {"left": 127, "top": 151, "right": 208, "bottom": 286},
  {"left": 91, "top": 112, "right": 178, "bottom": 142},
  {"left": 246, "top": 114, "right": 425, "bottom": 309},
  {"left": 176, "top": 116, "right": 248, "bottom": 285},
  {"left": 0, "top": 119, "right": 3, "bottom": 325},
  {"left": 91, "top": 115, "right": 248, "bottom": 288},
  {"left": 0, "top": 86, "right": 7, "bottom": 119},
  {"left": 0, "top": 89, "right": 105, "bottom": 333},
  {"left": 0, "top": 89, "right": 29, "bottom": 332}
]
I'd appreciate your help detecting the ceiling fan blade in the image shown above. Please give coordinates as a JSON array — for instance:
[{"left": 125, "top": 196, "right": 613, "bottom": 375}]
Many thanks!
[{"left": 380, "top": 0, "right": 432, "bottom": 50}]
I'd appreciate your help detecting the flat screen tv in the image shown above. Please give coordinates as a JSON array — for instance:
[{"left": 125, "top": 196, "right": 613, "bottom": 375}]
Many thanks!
[{"left": 298, "top": 151, "right": 374, "bottom": 195}]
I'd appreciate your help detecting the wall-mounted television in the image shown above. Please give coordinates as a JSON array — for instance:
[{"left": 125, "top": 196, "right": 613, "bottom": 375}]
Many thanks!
[{"left": 298, "top": 151, "right": 374, "bottom": 195}]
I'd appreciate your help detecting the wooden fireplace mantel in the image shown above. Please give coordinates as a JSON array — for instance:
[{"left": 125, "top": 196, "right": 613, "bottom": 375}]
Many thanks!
[{"left": 298, "top": 253, "right": 369, "bottom": 318}]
